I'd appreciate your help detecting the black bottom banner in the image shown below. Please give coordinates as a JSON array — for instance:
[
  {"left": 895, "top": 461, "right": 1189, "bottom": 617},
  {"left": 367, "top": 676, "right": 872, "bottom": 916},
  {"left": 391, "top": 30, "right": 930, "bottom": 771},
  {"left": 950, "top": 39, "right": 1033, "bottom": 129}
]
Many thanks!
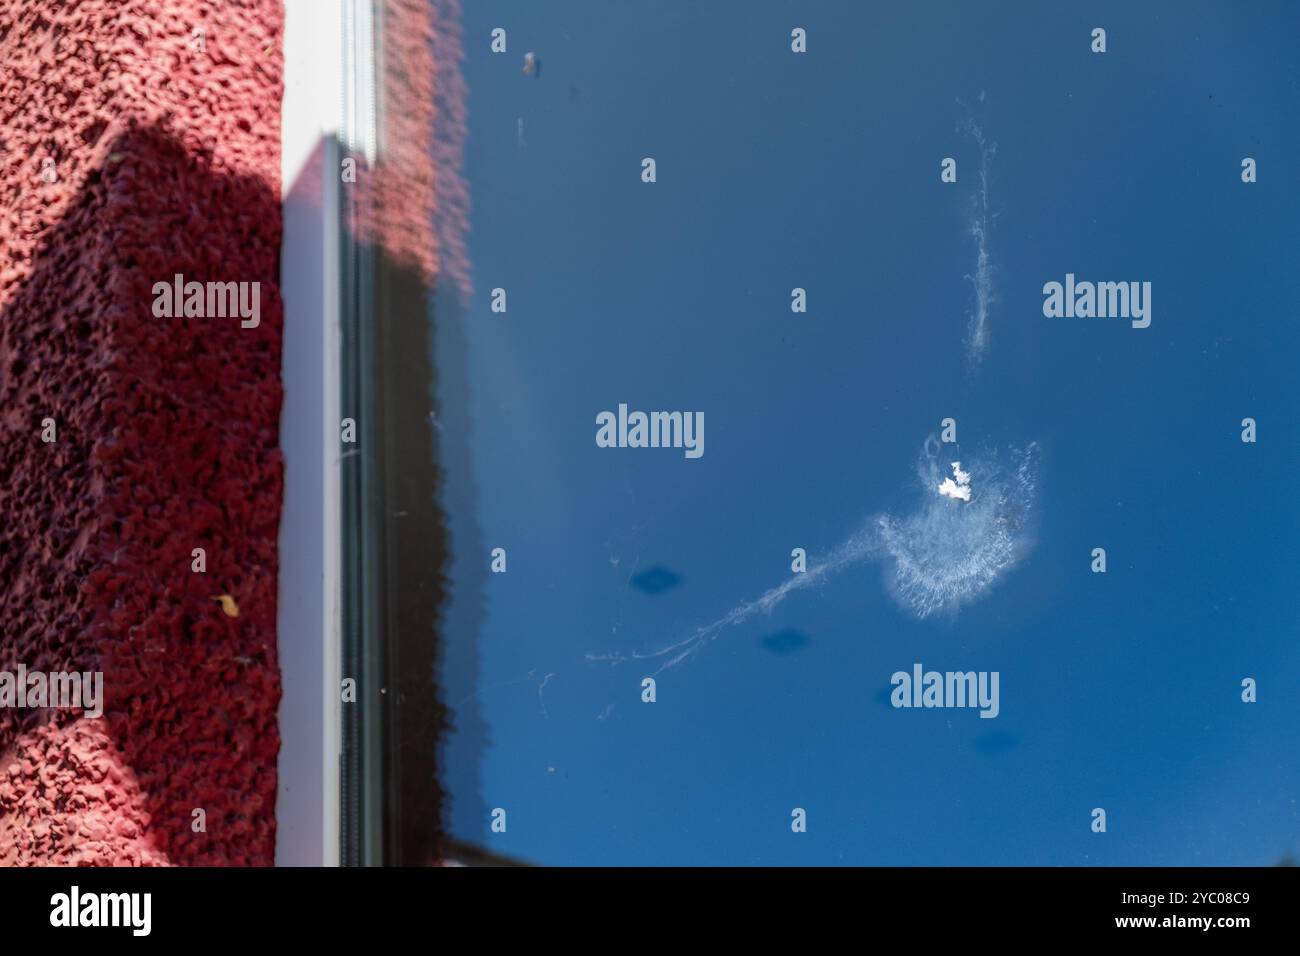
[{"left": 0, "top": 865, "right": 1290, "bottom": 942}]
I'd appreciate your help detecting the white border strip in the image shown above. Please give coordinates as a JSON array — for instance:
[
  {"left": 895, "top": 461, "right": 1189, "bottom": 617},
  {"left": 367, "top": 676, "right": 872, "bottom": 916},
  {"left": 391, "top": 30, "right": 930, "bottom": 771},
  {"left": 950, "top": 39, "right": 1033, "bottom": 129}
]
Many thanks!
[{"left": 276, "top": 0, "right": 345, "bottom": 867}]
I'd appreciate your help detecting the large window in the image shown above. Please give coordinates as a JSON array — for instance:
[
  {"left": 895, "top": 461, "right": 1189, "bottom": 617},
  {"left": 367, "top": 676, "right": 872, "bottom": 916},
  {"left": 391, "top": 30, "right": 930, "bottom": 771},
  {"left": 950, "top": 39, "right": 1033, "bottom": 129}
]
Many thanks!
[{"left": 340, "top": 0, "right": 1300, "bottom": 867}]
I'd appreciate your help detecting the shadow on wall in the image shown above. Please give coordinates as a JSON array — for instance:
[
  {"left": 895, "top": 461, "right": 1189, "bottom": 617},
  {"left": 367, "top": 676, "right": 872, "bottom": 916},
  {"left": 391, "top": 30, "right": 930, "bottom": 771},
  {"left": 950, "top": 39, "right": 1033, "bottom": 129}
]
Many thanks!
[
  {"left": 0, "top": 122, "right": 283, "bottom": 865},
  {"left": 0, "top": 0, "right": 481, "bottom": 866}
]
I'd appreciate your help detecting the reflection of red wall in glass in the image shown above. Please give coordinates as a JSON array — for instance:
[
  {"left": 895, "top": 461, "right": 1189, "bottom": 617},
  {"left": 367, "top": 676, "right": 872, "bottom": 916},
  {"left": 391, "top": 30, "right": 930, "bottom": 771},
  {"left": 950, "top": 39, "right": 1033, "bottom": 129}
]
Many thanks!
[
  {"left": 0, "top": 1, "right": 285, "bottom": 865},
  {"left": 360, "top": 0, "right": 470, "bottom": 300}
]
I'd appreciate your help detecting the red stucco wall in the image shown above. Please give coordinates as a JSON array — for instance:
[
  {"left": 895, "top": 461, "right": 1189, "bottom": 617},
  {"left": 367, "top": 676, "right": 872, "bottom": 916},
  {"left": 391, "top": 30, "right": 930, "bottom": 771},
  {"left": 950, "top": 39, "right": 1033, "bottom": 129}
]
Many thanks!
[{"left": 0, "top": 0, "right": 284, "bottom": 865}]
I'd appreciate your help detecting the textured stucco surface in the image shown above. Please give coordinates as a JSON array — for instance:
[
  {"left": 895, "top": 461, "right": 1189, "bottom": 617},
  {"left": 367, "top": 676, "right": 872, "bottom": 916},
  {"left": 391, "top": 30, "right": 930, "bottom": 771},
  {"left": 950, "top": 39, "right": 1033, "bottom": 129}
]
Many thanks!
[{"left": 0, "top": 0, "right": 284, "bottom": 865}]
